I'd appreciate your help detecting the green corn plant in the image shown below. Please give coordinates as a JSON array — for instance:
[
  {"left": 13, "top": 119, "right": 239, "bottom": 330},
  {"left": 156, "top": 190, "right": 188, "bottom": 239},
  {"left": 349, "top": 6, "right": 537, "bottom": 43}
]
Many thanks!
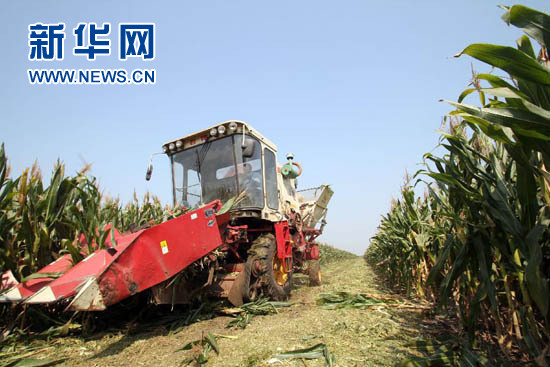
[
  {"left": 0, "top": 143, "right": 186, "bottom": 282},
  {"left": 6, "top": 161, "right": 83, "bottom": 279},
  {"left": 442, "top": 4, "right": 550, "bottom": 360},
  {"left": 0, "top": 143, "right": 20, "bottom": 277},
  {"left": 367, "top": 5, "right": 550, "bottom": 364},
  {"left": 368, "top": 179, "right": 450, "bottom": 299}
]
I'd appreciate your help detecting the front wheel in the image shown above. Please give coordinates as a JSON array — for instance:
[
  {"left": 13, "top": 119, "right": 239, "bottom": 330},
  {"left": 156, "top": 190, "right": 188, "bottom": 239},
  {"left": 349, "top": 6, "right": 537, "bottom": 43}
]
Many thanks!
[{"left": 247, "top": 234, "right": 292, "bottom": 301}]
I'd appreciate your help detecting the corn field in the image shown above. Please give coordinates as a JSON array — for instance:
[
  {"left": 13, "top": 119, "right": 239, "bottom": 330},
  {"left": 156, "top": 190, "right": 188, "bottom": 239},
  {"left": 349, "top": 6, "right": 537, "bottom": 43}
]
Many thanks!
[
  {"left": 366, "top": 5, "right": 550, "bottom": 364},
  {"left": 0, "top": 142, "right": 177, "bottom": 283}
]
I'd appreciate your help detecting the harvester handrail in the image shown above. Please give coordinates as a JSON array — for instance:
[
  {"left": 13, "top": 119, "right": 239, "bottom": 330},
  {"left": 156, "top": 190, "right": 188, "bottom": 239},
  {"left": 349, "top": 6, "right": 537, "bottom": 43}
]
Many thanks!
[{"left": 297, "top": 185, "right": 325, "bottom": 193}]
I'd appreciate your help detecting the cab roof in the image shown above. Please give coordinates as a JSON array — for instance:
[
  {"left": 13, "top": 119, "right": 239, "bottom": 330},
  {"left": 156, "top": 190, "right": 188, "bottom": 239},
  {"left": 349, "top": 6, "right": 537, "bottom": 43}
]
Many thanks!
[{"left": 162, "top": 120, "right": 278, "bottom": 154}]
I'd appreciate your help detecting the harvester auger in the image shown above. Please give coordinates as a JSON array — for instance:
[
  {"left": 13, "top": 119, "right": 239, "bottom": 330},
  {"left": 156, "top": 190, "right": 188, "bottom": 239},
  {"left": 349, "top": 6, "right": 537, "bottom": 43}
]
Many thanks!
[{"left": 0, "top": 121, "right": 332, "bottom": 310}]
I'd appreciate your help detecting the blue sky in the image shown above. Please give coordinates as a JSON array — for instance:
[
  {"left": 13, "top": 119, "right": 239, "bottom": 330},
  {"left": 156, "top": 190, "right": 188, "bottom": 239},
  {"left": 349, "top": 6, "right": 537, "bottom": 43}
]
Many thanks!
[{"left": 1, "top": 1, "right": 548, "bottom": 255}]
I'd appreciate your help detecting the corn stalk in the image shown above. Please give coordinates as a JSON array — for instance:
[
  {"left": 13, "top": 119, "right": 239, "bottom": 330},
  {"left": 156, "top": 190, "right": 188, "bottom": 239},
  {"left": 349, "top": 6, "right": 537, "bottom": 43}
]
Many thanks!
[
  {"left": 367, "top": 5, "right": 550, "bottom": 364},
  {"left": 0, "top": 144, "right": 179, "bottom": 282}
]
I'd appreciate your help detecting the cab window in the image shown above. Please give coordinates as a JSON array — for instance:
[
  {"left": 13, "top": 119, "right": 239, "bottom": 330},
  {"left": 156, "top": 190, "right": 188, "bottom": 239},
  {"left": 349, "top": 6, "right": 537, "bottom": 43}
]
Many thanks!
[{"left": 264, "top": 148, "right": 278, "bottom": 210}]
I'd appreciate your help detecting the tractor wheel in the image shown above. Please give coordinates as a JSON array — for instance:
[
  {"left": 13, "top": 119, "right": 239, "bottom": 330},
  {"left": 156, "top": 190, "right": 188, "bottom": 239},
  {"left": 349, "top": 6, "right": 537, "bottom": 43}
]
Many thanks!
[
  {"left": 242, "top": 258, "right": 259, "bottom": 303},
  {"left": 247, "top": 234, "right": 292, "bottom": 301},
  {"left": 308, "top": 260, "right": 322, "bottom": 286}
]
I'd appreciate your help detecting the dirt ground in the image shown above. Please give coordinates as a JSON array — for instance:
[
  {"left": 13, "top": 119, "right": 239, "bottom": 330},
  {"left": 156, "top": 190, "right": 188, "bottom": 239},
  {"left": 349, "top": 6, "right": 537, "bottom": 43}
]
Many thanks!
[{"left": 39, "top": 257, "right": 437, "bottom": 367}]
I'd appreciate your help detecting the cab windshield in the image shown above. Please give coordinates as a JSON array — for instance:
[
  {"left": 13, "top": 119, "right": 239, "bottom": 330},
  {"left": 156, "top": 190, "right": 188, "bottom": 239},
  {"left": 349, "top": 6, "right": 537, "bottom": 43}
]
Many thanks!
[{"left": 171, "top": 135, "right": 264, "bottom": 209}]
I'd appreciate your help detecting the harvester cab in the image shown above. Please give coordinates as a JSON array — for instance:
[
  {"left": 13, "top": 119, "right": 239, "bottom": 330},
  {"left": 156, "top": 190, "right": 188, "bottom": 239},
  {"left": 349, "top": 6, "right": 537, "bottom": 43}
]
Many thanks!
[
  {"left": 1, "top": 121, "right": 332, "bottom": 311},
  {"left": 162, "top": 121, "right": 303, "bottom": 222}
]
